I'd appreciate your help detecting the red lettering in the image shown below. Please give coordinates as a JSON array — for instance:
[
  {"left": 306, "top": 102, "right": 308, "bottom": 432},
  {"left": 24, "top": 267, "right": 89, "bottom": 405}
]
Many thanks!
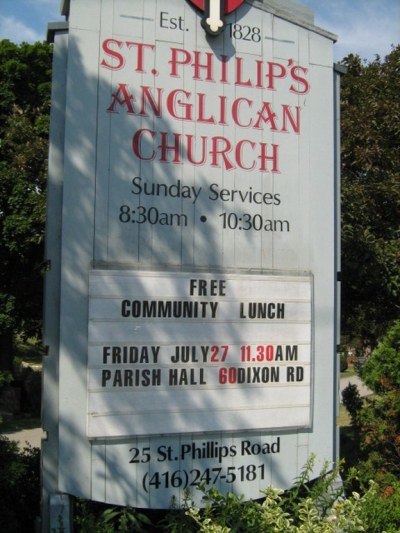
[
  {"left": 266, "top": 345, "right": 274, "bottom": 361},
  {"left": 235, "top": 57, "right": 252, "bottom": 87},
  {"left": 100, "top": 40, "right": 155, "bottom": 72},
  {"left": 198, "top": 93, "right": 215, "bottom": 123},
  {"left": 235, "top": 140, "right": 256, "bottom": 171},
  {"left": 132, "top": 130, "right": 280, "bottom": 173},
  {"left": 232, "top": 97, "right": 252, "bottom": 128},
  {"left": 169, "top": 47, "right": 192, "bottom": 77},
  {"left": 220, "top": 55, "right": 229, "bottom": 83},
  {"left": 107, "top": 83, "right": 135, "bottom": 114},
  {"left": 255, "top": 60, "right": 264, "bottom": 88},
  {"left": 281, "top": 105, "right": 301, "bottom": 133},
  {"left": 290, "top": 65, "right": 310, "bottom": 94},
  {"left": 187, "top": 134, "right": 207, "bottom": 166},
  {"left": 138, "top": 86, "right": 162, "bottom": 116},
  {"left": 100, "top": 38, "right": 125, "bottom": 70},
  {"left": 159, "top": 132, "right": 182, "bottom": 163},
  {"left": 125, "top": 42, "right": 155, "bottom": 73},
  {"left": 107, "top": 84, "right": 163, "bottom": 117},
  {"left": 254, "top": 102, "right": 278, "bottom": 130},
  {"left": 219, "top": 367, "right": 227, "bottom": 384},
  {"left": 259, "top": 143, "right": 279, "bottom": 173},
  {"left": 132, "top": 129, "right": 156, "bottom": 161},
  {"left": 218, "top": 367, "right": 238, "bottom": 384},
  {"left": 266, "top": 61, "right": 287, "bottom": 90},
  {"left": 210, "top": 136, "right": 234, "bottom": 170},
  {"left": 218, "top": 95, "right": 228, "bottom": 125},
  {"left": 193, "top": 51, "right": 215, "bottom": 81},
  {"left": 167, "top": 89, "right": 192, "bottom": 120}
]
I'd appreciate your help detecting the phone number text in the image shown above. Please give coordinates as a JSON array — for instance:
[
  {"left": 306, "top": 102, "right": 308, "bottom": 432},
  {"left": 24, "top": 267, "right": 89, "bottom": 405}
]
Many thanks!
[{"left": 141, "top": 464, "right": 266, "bottom": 493}]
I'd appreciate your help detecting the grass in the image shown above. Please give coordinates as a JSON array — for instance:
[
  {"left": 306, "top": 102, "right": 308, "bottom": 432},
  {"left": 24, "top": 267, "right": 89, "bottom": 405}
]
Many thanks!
[
  {"left": 339, "top": 368, "right": 364, "bottom": 469},
  {"left": 14, "top": 336, "right": 45, "bottom": 369},
  {"left": 338, "top": 404, "right": 351, "bottom": 427},
  {"left": 340, "top": 365, "right": 358, "bottom": 379},
  {"left": 0, "top": 337, "right": 43, "bottom": 435}
]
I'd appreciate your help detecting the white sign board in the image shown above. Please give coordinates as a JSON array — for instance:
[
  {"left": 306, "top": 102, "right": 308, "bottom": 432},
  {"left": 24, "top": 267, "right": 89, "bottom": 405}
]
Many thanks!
[
  {"left": 43, "top": 0, "right": 339, "bottom": 513},
  {"left": 88, "top": 270, "right": 312, "bottom": 437},
  {"left": 93, "top": 0, "right": 318, "bottom": 270}
]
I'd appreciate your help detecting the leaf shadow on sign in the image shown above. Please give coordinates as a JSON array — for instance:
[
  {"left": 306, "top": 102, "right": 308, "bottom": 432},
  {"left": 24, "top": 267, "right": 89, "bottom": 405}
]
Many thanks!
[{"left": 44, "top": 10, "right": 316, "bottom": 510}]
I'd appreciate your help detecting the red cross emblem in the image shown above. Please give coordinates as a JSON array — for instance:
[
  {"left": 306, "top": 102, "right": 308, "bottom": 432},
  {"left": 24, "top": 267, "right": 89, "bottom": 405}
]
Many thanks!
[{"left": 188, "top": 0, "right": 246, "bottom": 35}]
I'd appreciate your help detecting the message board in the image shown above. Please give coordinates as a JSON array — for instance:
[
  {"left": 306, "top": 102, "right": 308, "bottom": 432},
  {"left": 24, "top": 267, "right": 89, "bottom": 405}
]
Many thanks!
[
  {"left": 88, "top": 270, "right": 312, "bottom": 437},
  {"left": 43, "top": 0, "right": 339, "bottom": 516}
]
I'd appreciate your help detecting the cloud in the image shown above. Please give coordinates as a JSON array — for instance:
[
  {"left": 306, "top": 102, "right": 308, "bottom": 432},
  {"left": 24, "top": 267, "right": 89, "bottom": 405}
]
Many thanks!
[
  {"left": 0, "top": 15, "right": 42, "bottom": 43},
  {"left": 303, "top": 0, "right": 399, "bottom": 61},
  {"left": 314, "top": 2, "right": 399, "bottom": 60},
  {"left": 29, "top": 0, "right": 63, "bottom": 18},
  {"left": 336, "top": 24, "right": 397, "bottom": 59}
]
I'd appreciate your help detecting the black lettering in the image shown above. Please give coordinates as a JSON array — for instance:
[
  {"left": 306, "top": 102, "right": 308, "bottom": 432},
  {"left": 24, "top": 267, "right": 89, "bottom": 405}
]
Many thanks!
[
  {"left": 102, "top": 369, "right": 111, "bottom": 386},
  {"left": 121, "top": 300, "right": 130, "bottom": 317},
  {"left": 208, "top": 182, "right": 219, "bottom": 200},
  {"left": 160, "top": 11, "right": 169, "bottom": 28}
]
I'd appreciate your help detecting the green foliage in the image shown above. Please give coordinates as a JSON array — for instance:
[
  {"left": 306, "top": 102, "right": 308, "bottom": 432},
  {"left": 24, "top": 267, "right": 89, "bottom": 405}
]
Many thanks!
[
  {"left": 73, "top": 458, "right": 378, "bottom": 532},
  {"left": 358, "top": 481, "right": 400, "bottom": 533},
  {"left": 0, "top": 40, "right": 51, "bottom": 115},
  {"left": 0, "top": 39, "right": 52, "bottom": 371},
  {"left": 74, "top": 500, "right": 153, "bottom": 532},
  {"left": 0, "top": 370, "right": 13, "bottom": 424},
  {"left": 357, "top": 391, "right": 400, "bottom": 483},
  {"left": 1, "top": 443, "right": 399, "bottom": 532},
  {"left": 0, "top": 436, "right": 41, "bottom": 532},
  {"left": 340, "top": 46, "right": 400, "bottom": 345},
  {"left": 361, "top": 319, "right": 400, "bottom": 393},
  {"left": 0, "top": 370, "right": 12, "bottom": 387},
  {"left": 340, "top": 352, "right": 348, "bottom": 372},
  {"left": 350, "top": 321, "right": 400, "bottom": 485},
  {"left": 342, "top": 383, "right": 364, "bottom": 426},
  {"left": 282, "top": 456, "right": 344, "bottom": 521},
  {"left": 179, "top": 470, "right": 371, "bottom": 532}
]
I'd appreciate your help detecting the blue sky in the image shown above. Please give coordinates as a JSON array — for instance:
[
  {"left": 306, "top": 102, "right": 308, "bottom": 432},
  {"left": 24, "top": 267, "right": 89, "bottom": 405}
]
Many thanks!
[{"left": 0, "top": 0, "right": 399, "bottom": 62}]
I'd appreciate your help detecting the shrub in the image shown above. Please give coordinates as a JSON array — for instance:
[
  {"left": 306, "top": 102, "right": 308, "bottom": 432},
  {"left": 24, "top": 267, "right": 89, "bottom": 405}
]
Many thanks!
[
  {"left": 0, "top": 436, "right": 40, "bottom": 532},
  {"left": 361, "top": 320, "right": 400, "bottom": 394},
  {"left": 357, "top": 391, "right": 400, "bottom": 481},
  {"left": 179, "top": 477, "right": 371, "bottom": 532},
  {"left": 340, "top": 353, "right": 349, "bottom": 372},
  {"left": 2, "top": 439, "right": 399, "bottom": 532},
  {"left": 342, "top": 382, "right": 364, "bottom": 426},
  {"left": 358, "top": 480, "right": 400, "bottom": 533},
  {"left": 74, "top": 499, "right": 153, "bottom": 532},
  {"left": 75, "top": 457, "right": 375, "bottom": 532},
  {"left": 354, "top": 321, "right": 400, "bottom": 481}
]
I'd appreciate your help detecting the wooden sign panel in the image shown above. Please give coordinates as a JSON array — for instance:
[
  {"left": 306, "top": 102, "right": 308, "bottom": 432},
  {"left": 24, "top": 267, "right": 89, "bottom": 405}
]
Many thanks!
[
  {"left": 94, "top": 0, "right": 314, "bottom": 271},
  {"left": 44, "top": 0, "right": 338, "bottom": 510}
]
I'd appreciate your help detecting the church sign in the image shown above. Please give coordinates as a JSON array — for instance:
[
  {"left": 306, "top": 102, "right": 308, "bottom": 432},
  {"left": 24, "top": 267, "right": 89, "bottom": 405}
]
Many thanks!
[{"left": 43, "top": 0, "right": 339, "bottom": 517}]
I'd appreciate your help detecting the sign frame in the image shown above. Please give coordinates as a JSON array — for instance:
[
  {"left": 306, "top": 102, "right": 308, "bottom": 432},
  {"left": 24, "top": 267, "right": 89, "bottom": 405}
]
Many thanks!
[
  {"left": 87, "top": 269, "right": 314, "bottom": 438},
  {"left": 42, "top": 0, "right": 340, "bottom": 529}
]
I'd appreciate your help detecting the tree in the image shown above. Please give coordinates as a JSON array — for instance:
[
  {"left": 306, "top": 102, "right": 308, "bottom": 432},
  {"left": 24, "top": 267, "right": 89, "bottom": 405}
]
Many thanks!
[
  {"left": 361, "top": 320, "right": 400, "bottom": 394},
  {"left": 340, "top": 46, "right": 400, "bottom": 347},
  {"left": 353, "top": 321, "right": 400, "bottom": 483},
  {"left": 0, "top": 40, "right": 52, "bottom": 372}
]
